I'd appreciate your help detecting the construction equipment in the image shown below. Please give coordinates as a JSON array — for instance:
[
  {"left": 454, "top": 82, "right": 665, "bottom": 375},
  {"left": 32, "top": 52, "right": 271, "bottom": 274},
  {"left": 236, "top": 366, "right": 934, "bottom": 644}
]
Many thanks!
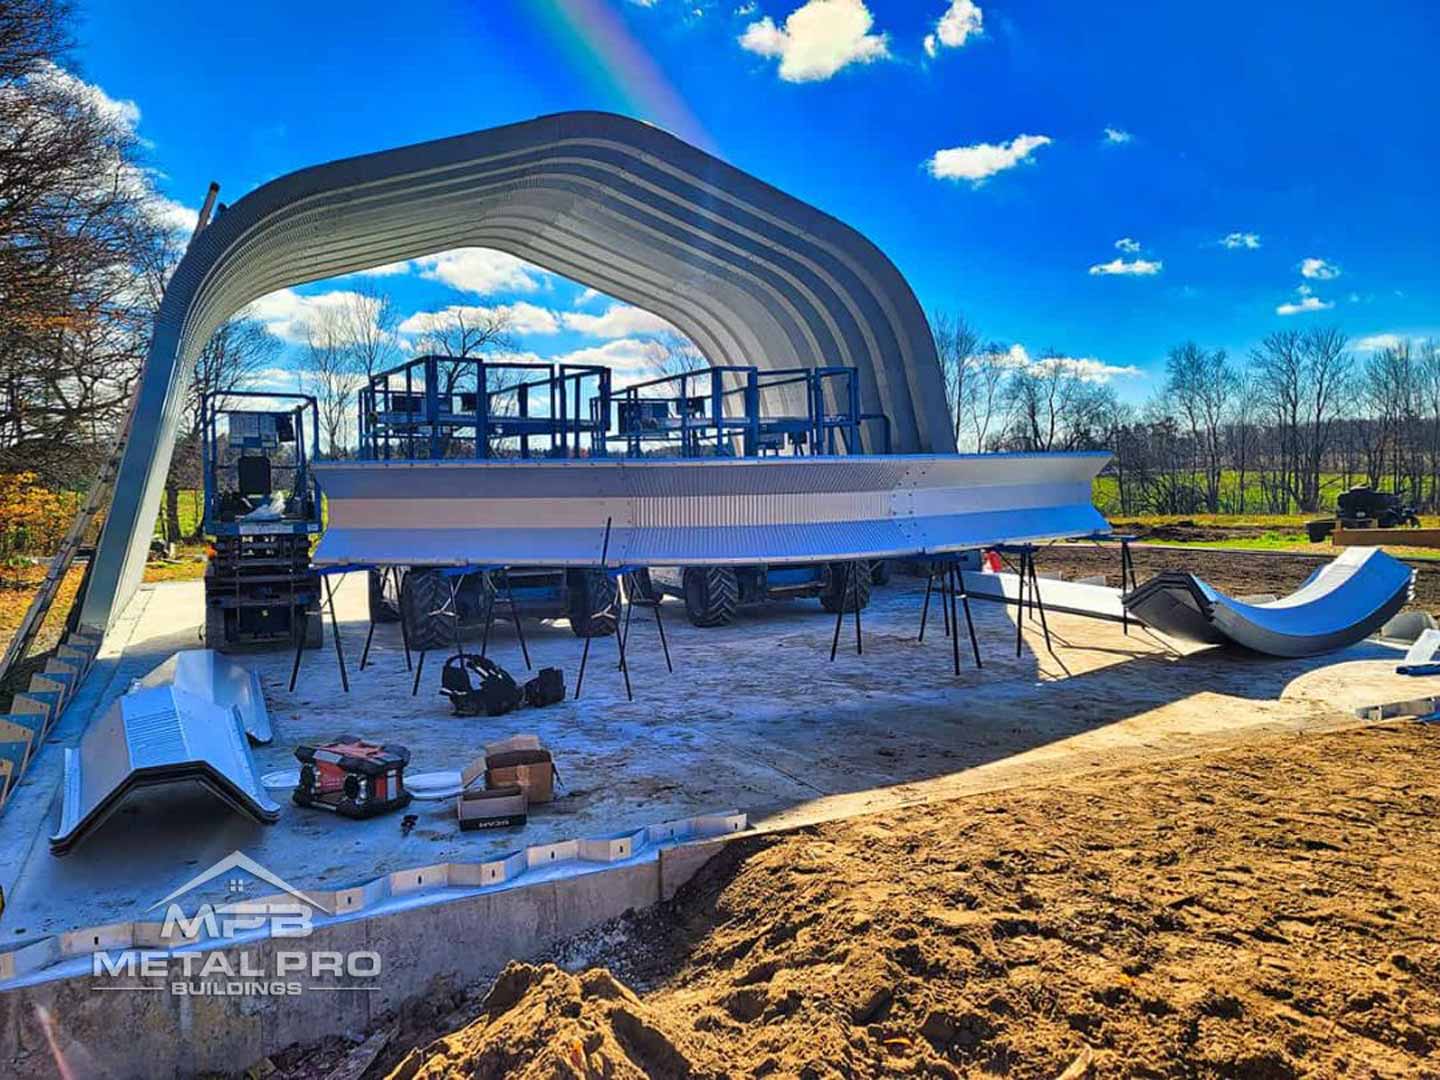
[
  {"left": 358, "top": 356, "right": 619, "bottom": 650},
  {"left": 200, "top": 392, "right": 323, "bottom": 651},
  {"left": 293, "top": 737, "right": 412, "bottom": 818},
  {"left": 604, "top": 365, "right": 889, "bottom": 627},
  {"left": 1307, "top": 485, "right": 1422, "bottom": 542}
]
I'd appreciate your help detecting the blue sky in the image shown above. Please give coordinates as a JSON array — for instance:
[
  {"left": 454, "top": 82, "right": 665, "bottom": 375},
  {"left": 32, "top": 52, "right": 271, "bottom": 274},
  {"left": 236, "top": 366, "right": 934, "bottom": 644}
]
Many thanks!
[{"left": 72, "top": 0, "right": 1440, "bottom": 398}]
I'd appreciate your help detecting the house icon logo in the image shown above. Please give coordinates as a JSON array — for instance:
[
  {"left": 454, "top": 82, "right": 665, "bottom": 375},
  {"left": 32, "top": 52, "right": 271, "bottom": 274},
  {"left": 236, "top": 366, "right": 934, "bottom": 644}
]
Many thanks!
[{"left": 149, "top": 851, "right": 331, "bottom": 941}]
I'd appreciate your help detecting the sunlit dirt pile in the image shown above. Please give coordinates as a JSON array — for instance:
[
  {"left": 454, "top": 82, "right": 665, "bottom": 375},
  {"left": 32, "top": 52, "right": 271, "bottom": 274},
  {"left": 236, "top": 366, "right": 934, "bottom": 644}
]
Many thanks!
[
  {"left": 329, "top": 722, "right": 1440, "bottom": 1079},
  {"left": 385, "top": 963, "right": 721, "bottom": 1080}
]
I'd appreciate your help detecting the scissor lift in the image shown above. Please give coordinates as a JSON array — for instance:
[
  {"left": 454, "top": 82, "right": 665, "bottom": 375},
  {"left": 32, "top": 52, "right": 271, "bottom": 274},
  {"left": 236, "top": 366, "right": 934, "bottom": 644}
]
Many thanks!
[{"left": 201, "top": 393, "right": 323, "bottom": 651}]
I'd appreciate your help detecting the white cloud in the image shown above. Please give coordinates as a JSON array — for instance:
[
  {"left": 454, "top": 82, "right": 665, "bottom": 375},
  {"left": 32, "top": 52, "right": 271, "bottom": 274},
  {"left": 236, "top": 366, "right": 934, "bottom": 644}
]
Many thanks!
[
  {"left": 923, "top": 0, "right": 982, "bottom": 58},
  {"left": 573, "top": 287, "right": 604, "bottom": 308},
  {"left": 1300, "top": 257, "right": 1340, "bottom": 281},
  {"left": 1114, "top": 237, "right": 1141, "bottom": 254},
  {"left": 998, "top": 344, "right": 1141, "bottom": 384},
  {"left": 739, "top": 0, "right": 890, "bottom": 83},
  {"left": 550, "top": 338, "right": 669, "bottom": 375},
  {"left": 1103, "top": 127, "right": 1133, "bottom": 145},
  {"left": 1355, "top": 333, "right": 1405, "bottom": 352},
  {"left": 149, "top": 195, "right": 199, "bottom": 235},
  {"left": 1275, "top": 285, "right": 1334, "bottom": 316},
  {"left": 735, "top": 1, "right": 758, "bottom": 12},
  {"left": 412, "top": 249, "right": 549, "bottom": 295},
  {"left": 926, "top": 133, "right": 1051, "bottom": 184},
  {"left": 1221, "top": 232, "right": 1261, "bottom": 250},
  {"left": 1088, "top": 257, "right": 1162, "bottom": 276},
  {"left": 562, "top": 304, "right": 675, "bottom": 339},
  {"left": 342, "top": 260, "right": 413, "bottom": 278},
  {"left": 399, "top": 302, "right": 562, "bottom": 338},
  {"left": 246, "top": 288, "right": 371, "bottom": 343}
]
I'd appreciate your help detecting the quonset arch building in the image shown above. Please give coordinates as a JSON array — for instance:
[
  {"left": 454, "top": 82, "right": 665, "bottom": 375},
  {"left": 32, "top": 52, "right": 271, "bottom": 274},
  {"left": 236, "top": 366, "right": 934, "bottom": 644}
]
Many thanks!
[{"left": 82, "top": 111, "right": 960, "bottom": 630}]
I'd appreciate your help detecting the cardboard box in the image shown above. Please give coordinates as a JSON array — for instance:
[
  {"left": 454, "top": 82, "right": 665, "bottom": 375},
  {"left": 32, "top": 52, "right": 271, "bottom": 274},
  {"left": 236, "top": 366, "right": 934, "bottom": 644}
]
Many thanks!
[
  {"left": 458, "top": 784, "right": 527, "bottom": 831},
  {"left": 485, "top": 748, "right": 555, "bottom": 804}
]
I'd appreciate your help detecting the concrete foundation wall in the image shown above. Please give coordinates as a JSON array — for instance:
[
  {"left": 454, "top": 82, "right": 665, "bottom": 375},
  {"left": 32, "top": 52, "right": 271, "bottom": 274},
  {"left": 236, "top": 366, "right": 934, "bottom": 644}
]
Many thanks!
[{"left": 0, "top": 837, "right": 729, "bottom": 1079}]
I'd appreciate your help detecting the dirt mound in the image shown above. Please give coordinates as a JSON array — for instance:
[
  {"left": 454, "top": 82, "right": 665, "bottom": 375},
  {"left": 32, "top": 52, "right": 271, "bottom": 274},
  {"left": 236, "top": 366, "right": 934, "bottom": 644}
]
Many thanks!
[
  {"left": 289, "top": 723, "right": 1440, "bottom": 1080},
  {"left": 385, "top": 963, "right": 720, "bottom": 1080}
]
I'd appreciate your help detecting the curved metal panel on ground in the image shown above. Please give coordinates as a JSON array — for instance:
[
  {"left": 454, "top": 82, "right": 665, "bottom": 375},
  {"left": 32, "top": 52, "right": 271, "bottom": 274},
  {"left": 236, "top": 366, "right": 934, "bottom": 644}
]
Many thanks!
[
  {"left": 311, "top": 452, "right": 1110, "bottom": 569},
  {"left": 82, "top": 112, "right": 952, "bottom": 631},
  {"left": 51, "top": 685, "right": 278, "bottom": 856},
  {"left": 1122, "top": 547, "right": 1414, "bottom": 657}
]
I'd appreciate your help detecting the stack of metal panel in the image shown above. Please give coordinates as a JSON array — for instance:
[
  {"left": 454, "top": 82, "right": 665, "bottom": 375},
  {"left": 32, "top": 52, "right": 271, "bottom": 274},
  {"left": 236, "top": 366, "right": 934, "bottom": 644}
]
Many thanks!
[
  {"left": 0, "top": 627, "right": 101, "bottom": 812},
  {"left": 1122, "top": 547, "right": 1414, "bottom": 658},
  {"left": 134, "top": 649, "right": 273, "bottom": 745},
  {"left": 50, "top": 682, "right": 279, "bottom": 855}
]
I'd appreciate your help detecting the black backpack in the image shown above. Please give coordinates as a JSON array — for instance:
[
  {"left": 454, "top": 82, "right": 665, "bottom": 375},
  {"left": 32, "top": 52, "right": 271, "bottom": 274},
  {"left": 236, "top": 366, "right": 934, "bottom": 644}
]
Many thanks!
[
  {"left": 523, "top": 667, "right": 566, "bottom": 708},
  {"left": 441, "top": 654, "right": 523, "bottom": 717}
]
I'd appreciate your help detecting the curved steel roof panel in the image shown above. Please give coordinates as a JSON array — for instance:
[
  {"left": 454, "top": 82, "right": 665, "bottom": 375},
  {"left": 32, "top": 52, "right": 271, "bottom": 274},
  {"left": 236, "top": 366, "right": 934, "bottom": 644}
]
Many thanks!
[
  {"left": 310, "top": 453, "right": 1111, "bottom": 569},
  {"left": 83, "top": 111, "right": 952, "bottom": 631},
  {"left": 1122, "top": 546, "right": 1414, "bottom": 657}
]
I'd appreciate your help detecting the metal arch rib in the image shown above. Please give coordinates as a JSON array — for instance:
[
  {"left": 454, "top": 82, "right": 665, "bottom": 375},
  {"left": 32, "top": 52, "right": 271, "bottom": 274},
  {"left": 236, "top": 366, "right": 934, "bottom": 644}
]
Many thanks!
[
  {"left": 83, "top": 111, "right": 952, "bottom": 631},
  {"left": 1122, "top": 546, "right": 1415, "bottom": 657},
  {"left": 309, "top": 453, "right": 1112, "bottom": 570}
]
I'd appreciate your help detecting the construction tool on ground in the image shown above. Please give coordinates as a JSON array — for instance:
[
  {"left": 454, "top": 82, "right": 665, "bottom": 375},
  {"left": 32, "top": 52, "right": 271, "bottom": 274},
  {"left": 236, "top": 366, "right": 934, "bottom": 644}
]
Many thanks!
[{"left": 292, "top": 737, "right": 412, "bottom": 818}]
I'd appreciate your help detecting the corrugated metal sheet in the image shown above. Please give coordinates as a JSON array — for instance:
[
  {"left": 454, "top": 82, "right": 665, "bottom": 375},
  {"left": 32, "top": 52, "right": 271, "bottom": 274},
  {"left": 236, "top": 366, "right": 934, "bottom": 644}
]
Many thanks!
[
  {"left": 135, "top": 650, "right": 273, "bottom": 745},
  {"left": 311, "top": 452, "right": 1111, "bottom": 568},
  {"left": 51, "top": 686, "right": 279, "bottom": 856},
  {"left": 83, "top": 112, "right": 954, "bottom": 632},
  {"left": 1122, "top": 547, "right": 1413, "bottom": 657}
]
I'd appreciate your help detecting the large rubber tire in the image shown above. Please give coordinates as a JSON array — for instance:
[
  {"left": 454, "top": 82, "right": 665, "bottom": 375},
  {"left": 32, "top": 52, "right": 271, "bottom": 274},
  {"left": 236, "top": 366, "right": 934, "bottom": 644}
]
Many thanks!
[
  {"left": 400, "top": 568, "right": 455, "bottom": 652},
  {"left": 683, "top": 567, "right": 740, "bottom": 627},
  {"left": 629, "top": 569, "right": 661, "bottom": 603},
  {"left": 566, "top": 570, "right": 618, "bottom": 638},
  {"left": 820, "top": 562, "right": 873, "bottom": 614},
  {"left": 368, "top": 568, "right": 402, "bottom": 623}
]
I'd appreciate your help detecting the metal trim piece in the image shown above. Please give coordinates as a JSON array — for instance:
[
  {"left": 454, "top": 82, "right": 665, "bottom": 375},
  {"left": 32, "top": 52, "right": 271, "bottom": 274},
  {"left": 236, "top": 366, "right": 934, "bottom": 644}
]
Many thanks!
[
  {"left": 83, "top": 111, "right": 953, "bottom": 631},
  {"left": 135, "top": 650, "right": 273, "bottom": 745},
  {"left": 1123, "top": 546, "right": 1414, "bottom": 657},
  {"left": 310, "top": 452, "right": 1111, "bottom": 568},
  {"left": 50, "top": 685, "right": 279, "bottom": 856}
]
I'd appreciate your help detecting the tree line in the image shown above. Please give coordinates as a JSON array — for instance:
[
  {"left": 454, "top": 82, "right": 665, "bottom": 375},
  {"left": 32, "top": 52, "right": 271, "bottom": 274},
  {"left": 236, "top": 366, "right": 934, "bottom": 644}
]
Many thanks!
[{"left": 936, "top": 313, "right": 1439, "bottom": 516}]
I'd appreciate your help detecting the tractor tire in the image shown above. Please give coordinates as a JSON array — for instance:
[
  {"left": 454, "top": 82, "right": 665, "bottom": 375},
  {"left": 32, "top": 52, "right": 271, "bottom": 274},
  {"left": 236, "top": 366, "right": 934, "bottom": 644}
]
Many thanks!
[
  {"left": 566, "top": 570, "right": 618, "bottom": 638},
  {"left": 820, "top": 562, "right": 873, "bottom": 614},
  {"left": 870, "top": 559, "right": 892, "bottom": 586},
  {"left": 683, "top": 567, "right": 740, "bottom": 627},
  {"left": 630, "top": 568, "right": 662, "bottom": 603},
  {"left": 368, "top": 568, "right": 402, "bottom": 623},
  {"left": 400, "top": 568, "right": 456, "bottom": 653}
]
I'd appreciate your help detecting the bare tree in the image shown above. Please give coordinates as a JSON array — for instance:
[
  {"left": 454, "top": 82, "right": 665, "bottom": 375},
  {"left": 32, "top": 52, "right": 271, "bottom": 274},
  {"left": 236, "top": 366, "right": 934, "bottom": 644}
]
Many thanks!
[
  {"left": 303, "top": 309, "right": 361, "bottom": 457},
  {"left": 1003, "top": 351, "right": 1081, "bottom": 452},
  {"left": 1164, "top": 342, "right": 1233, "bottom": 512},
  {"left": 651, "top": 330, "right": 706, "bottom": 377},
  {"left": 966, "top": 341, "right": 1010, "bottom": 452},
  {"left": 340, "top": 282, "right": 399, "bottom": 380},
  {"left": 932, "top": 310, "right": 980, "bottom": 447},
  {"left": 0, "top": 0, "right": 172, "bottom": 489}
]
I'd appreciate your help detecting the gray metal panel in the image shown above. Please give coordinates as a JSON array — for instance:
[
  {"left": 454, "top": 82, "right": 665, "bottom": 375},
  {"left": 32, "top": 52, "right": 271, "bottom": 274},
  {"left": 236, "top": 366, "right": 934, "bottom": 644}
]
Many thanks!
[
  {"left": 311, "top": 452, "right": 1111, "bottom": 568},
  {"left": 83, "top": 111, "right": 953, "bottom": 632},
  {"left": 51, "top": 685, "right": 279, "bottom": 855},
  {"left": 1123, "top": 547, "right": 1414, "bottom": 657},
  {"left": 135, "top": 650, "right": 273, "bottom": 745},
  {"left": 960, "top": 571, "right": 1129, "bottom": 622}
]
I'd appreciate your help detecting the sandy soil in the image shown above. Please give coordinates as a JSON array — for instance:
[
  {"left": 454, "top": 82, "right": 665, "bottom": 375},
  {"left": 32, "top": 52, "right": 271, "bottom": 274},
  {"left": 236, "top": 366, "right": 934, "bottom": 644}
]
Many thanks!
[{"left": 271, "top": 720, "right": 1440, "bottom": 1080}]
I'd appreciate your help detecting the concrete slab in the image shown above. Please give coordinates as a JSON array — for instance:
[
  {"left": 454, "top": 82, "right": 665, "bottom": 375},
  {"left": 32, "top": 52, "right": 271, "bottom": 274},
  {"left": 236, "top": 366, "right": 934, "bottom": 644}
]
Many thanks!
[{"left": 0, "top": 570, "right": 1427, "bottom": 950}]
